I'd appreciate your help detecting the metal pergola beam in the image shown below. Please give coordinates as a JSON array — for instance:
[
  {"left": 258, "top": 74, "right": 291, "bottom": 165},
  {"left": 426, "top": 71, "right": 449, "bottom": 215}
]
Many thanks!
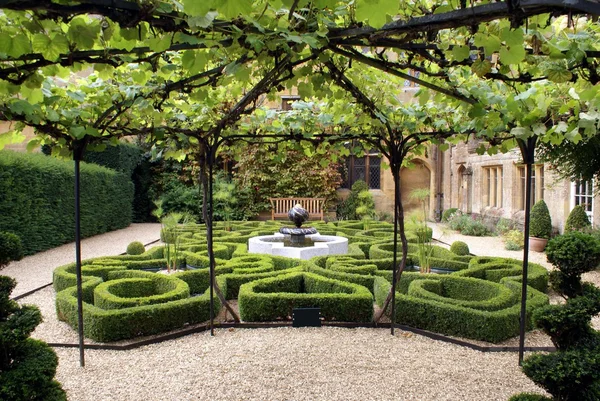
[{"left": 330, "top": 0, "right": 600, "bottom": 39}]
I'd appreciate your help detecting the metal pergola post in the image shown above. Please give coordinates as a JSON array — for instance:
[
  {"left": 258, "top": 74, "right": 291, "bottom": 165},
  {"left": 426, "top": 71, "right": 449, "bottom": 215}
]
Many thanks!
[
  {"left": 517, "top": 136, "right": 537, "bottom": 365},
  {"left": 208, "top": 150, "right": 215, "bottom": 336},
  {"left": 391, "top": 166, "right": 400, "bottom": 335},
  {"left": 73, "top": 141, "right": 86, "bottom": 367}
]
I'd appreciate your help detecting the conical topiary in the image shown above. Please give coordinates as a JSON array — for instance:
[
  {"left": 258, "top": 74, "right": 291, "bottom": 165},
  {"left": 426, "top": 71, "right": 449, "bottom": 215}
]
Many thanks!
[
  {"left": 565, "top": 204, "right": 591, "bottom": 232},
  {"left": 529, "top": 200, "right": 552, "bottom": 239},
  {"left": 0, "top": 276, "right": 66, "bottom": 400}
]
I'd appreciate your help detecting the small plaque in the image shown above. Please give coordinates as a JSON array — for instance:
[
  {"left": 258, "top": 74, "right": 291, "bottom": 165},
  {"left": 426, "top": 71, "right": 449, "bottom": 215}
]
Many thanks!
[{"left": 292, "top": 307, "right": 321, "bottom": 327}]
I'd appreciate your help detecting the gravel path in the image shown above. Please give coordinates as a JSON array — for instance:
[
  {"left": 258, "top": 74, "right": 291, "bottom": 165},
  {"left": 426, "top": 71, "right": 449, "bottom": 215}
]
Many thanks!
[
  {"left": 54, "top": 327, "right": 545, "bottom": 401},
  {"left": 3, "top": 223, "right": 160, "bottom": 297},
  {"left": 14, "top": 222, "right": 598, "bottom": 400}
]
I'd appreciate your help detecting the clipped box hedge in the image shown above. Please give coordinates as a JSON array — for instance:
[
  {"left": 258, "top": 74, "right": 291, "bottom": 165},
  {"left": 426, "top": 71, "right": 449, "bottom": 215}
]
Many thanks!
[
  {"left": 407, "top": 276, "right": 518, "bottom": 312},
  {"left": 374, "top": 274, "right": 548, "bottom": 343},
  {"left": 455, "top": 256, "right": 548, "bottom": 292},
  {"left": 221, "top": 265, "right": 304, "bottom": 299},
  {"left": 55, "top": 266, "right": 215, "bottom": 342},
  {"left": 329, "top": 263, "right": 378, "bottom": 275},
  {"left": 306, "top": 263, "right": 377, "bottom": 293},
  {"left": 93, "top": 271, "right": 190, "bottom": 309},
  {"left": 0, "top": 150, "right": 134, "bottom": 255},
  {"left": 238, "top": 271, "right": 373, "bottom": 322}
]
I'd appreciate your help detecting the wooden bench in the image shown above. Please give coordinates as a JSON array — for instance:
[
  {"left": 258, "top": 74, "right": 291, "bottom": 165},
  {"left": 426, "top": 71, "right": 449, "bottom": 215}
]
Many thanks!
[{"left": 269, "top": 198, "right": 325, "bottom": 221}]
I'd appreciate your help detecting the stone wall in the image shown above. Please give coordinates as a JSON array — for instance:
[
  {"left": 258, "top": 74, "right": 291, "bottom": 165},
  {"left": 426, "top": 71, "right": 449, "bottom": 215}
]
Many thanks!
[{"left": 441, "top": 141, "right": 586, "bottom": 234}]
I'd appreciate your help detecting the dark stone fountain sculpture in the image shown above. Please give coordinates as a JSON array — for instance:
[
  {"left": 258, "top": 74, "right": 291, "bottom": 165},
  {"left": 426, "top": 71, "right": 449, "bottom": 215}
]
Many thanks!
[{"left": 279, "top": 204, "right": 317, "bottom": 245}]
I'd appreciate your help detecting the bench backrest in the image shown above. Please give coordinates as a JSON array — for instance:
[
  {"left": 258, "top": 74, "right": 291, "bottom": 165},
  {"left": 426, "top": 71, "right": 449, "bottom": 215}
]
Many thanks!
[{"left": 269, "top": 197, "right": 324, "bottom": 221}]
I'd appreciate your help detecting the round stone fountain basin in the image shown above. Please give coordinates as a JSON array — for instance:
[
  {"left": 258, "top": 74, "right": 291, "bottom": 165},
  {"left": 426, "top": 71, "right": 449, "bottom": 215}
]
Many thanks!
[{"left": 248, "top": 232, "right": 348, "bottom": 260}]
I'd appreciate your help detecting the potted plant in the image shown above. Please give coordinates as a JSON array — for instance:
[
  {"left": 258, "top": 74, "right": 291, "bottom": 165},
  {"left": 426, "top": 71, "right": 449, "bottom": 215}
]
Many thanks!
[{"left": 528, "top": 199, "right": 552, "bottom": 252}]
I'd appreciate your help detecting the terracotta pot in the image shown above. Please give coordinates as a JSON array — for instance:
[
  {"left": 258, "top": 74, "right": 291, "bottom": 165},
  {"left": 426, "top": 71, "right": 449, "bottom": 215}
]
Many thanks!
[{"left": 529, "top": 236, "right": 548, "bottom": 252}]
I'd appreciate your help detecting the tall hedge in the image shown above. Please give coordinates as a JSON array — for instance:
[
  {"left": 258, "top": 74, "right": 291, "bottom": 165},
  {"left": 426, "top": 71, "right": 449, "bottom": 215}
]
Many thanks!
[
  {"left": 83, "top": 142, "right": 142, "bottom": 176},
  {"left": 0, "top": 151, "right": 134, "bottom": 255},
  {"left": 81, "top": 143, "right": 155, "bottom": 223}
]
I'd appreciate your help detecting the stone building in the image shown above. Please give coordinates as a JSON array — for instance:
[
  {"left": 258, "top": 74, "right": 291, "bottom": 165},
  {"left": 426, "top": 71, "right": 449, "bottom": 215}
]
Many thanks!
[
  {"left": 440, "top": 141, "right": 595, "bottom": 233},
  {"left": 349, "top": 138, "right": 596, "bottom": 234}
]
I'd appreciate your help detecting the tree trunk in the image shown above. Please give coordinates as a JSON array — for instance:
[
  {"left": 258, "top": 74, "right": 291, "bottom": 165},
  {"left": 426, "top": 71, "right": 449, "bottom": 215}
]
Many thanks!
[
  {"left": 199, "top": 148, "right": 240, "bottom": 324},
  {"left": 374, "top": 161, "right": 409, "bottom": 325}
]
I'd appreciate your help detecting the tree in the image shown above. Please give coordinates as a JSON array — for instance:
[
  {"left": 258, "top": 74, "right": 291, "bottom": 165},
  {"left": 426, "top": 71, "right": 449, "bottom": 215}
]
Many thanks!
[
  {"left": 231, "top": 144, "right": 343, "bottom": 212},
  {"left": 538, "top": 135, "right": 600, "bottom": 188}
]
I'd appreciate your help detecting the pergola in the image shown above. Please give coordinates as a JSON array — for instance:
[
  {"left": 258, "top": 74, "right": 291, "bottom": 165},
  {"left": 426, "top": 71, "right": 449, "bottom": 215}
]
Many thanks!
[{"left": 2, "top": 0, "right": 600, "bottom": 368}]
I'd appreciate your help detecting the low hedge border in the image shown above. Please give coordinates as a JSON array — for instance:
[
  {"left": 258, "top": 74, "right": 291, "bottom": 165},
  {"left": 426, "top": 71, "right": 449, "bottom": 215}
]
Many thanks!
[
  {"left": 407, "top": 276, "right": 518, "bottom": 312},
  {"left": 306, "top": 263, "right": 376, "bottom": 293},
  {"left": 455, "top": 257, "right": 548, "bottom": 292},
  {"left": 56, "top": 272, "right": 216, "bottom": 342},
  {"left": 330, "top": 263, "right": 378, "bottom": 275},
  {"left": 93, "top": 270, "right": 190, "bottom": 310},
  {"left": 220, "top": 266, "right": 304, "bottom": 299},
  {"left": 369, "top": 242, "right": 469, "bottom": 262},
  {"left": 374, "top": 274, "right": 549, "bottom": 343},
  {"left": 224, "top": 255, "right": 275, "bottom": 274},
  {"left": 53, "top": 257, "right": 190, "bottom": 292},
  {"left": 238, "top": 271, "right": 373, "bottom": 322}
]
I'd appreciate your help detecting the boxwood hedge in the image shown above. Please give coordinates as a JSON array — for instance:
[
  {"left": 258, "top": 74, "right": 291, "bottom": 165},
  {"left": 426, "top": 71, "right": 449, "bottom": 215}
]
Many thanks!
[
  {"left": 238, "top": 272, "right": 373, "bottom": 322},
  {"left": 51, "top": 220, "right": 551, "bottom": 343},
  {"left": 56, "top": 272, "right": 215, "bottom": 342},
  {"left": 374, "top": 274, "right": 548, "bottom": 343}
]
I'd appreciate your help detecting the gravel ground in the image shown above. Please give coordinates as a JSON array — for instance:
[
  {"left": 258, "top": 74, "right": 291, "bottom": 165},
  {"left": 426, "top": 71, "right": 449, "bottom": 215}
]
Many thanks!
[
  {"left": 54, "top": 327, "right": 547, "bottom": 401},
  {"left": 3, "top": 223, "right": 161, "bottom": 297},
  {"left": 13, "top": 222, "right": 600, "bottom": 400}
]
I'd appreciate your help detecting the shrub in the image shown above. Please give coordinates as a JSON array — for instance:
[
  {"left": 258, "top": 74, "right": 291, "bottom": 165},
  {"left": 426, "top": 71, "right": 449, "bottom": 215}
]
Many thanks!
[
  {"left": 355, "top": 188, "right": 376, "bottom": 221},
  {"left": 159, "top": 179, "right": 202, "bottom": 221},
  {"left": 337, "top": 180, "right": 369, "bottom": 220},
  {"left": 508, "top": 394, "right": 551, "bottom": 401},
  {"left": 0, "top": 232, "right": 23, "bottom": 269},
  {"left": 529, "top": 200, "right": 552, "bottom": 239},
  {"left": 232, "top": 145, "right": 343, "bottom": 213},
  {"left": 521, "top": 347, "right": 600, "bottom": 401},
  {"left": 504, "top": 230, "right": 524, "bottom": 251},
  {"left": 565, "top": 204, "right": 592, "bottom": 232},
  {"left": 531, "top": 285, "right": 600, "bottom": 350},
  {"left": 0, "top": 276, "right": 66, "bottom": 400},
  {"left": 441, "top": 208, "right": 458, "bottom": 222},
  {"left": 520, "top": 227, "right": 600, "bottom": 401},
  {"left": 450, "top": 241, "right": 470, "bottom": 256},
  {"left": 496, "top": 217, "right": 515, "bottom": 235},
  {"left": 376, "top": 274, "right": 549, "bottom": 343},
  {"left": 126, "top": 241, "right": 146, "bottom": 255},
  {"left": 238, "top": 272, "right": 373, "bottom": 322},
  {"left": 447, "top": 213, "right": 470, "bottom": 232},
  {"left": 461, "top": 218, "right": 491, "bottom": 236},
  {"left": 0, "top": 151, "right": 134, "bottom": 255},
  {"left": 546, "top": 232, "right": 600, "bottom": 297},
  {"left": 83, "top": 142, "right": 142, "bottom": 176}
]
